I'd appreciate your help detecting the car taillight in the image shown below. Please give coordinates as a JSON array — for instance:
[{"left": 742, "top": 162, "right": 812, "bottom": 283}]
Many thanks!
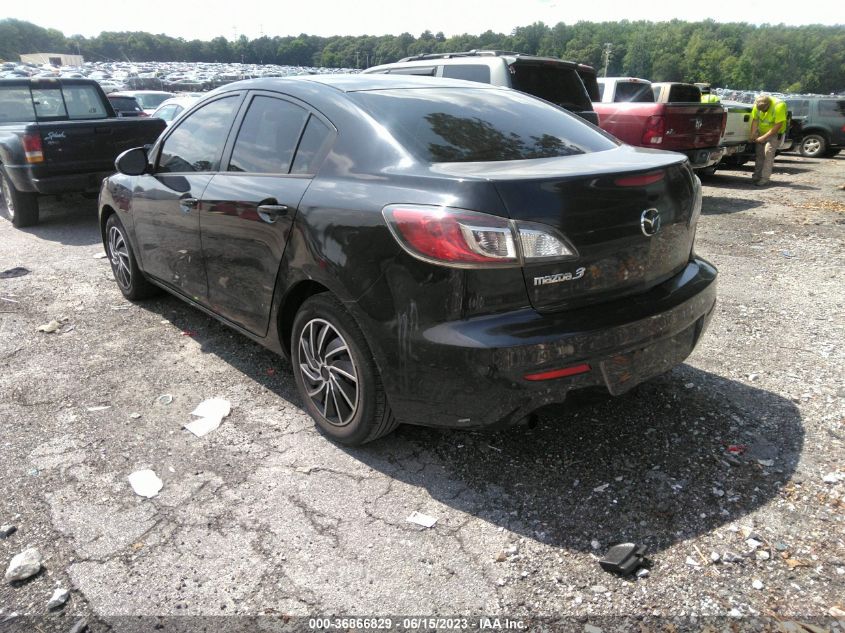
[
  {"left": 641, "top": 115, "right": 665, "bottom": 145},
  {"left": 22, "top": 132, "right": 44, "bottom": 164},
  {"left": 382, "top": 204, "right": 577, "bottom": 268}
]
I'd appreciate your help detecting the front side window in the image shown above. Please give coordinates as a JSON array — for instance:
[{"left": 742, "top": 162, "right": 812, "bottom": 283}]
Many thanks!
[
  {"left": 228, "top": 96, "right": 308, "bottom": 174},
  {"left": 785, "top": 100, "right": 809, "bottom": 117},
  {"left": 158, "top": 96, "right": 240, "bottom": 173},
  {"left": 154, "top": 105, "right": 177, "bottom": 121},
  {"left": 350, "top": 88, "right": 617, "bottom": 163}
]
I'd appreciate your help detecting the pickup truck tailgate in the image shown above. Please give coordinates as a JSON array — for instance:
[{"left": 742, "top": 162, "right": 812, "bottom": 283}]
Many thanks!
[
  {"left": 662, "top": 103, "right": 725, "bottom": 150},
  {"left": 35, "top": 118, "right": 165, "bottom": 175}
]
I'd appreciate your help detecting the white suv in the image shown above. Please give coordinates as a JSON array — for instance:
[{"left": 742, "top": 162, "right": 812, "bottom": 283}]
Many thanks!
[{"left": 363, "top": 51, "right": 598, "bottom": 125}]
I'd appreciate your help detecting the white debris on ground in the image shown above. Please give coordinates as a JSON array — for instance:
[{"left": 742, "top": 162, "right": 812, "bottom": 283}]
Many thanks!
[
  {"left": 406, "top": 511, "right": 438, "bottom": 528},
  {"left": 184, "top": 398, "right": 232, "bottom": 437},
  {"left": 127, "top": 469, "right": 163, "bottom": 498}
]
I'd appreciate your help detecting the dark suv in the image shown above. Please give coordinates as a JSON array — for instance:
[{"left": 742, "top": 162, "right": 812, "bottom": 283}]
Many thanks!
[
  {"left": 363, "top": 51, "right": 599, "bottom": 125},
  {"left": 784, "top": 96, "right": 845, "bottom": 158}
]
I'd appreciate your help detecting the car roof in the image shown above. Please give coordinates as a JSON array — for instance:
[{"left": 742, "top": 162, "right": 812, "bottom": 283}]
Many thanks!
[
  {"left": 215, "top": 74, "right": 501, "bottom": 94},
  {"left": 0, "top": 77, "right": 101, "bottom": 87}
]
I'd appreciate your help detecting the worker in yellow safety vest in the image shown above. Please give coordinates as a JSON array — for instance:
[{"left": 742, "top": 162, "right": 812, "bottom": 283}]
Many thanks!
[
  {"left": 698, "top": 83, "right": 721, "bottom": 103},
  {"left": 749, "top": 94, "right": 788, "bottom": 186}
]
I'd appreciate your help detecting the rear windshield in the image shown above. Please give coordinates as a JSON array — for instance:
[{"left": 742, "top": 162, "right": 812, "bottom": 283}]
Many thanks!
[
  {"left": 614, "top": 82, "right": 655, "bottom": 103},
  {"left": 510, "top": 62, "right": 592, "bottom": 111},
  {"left": 667, "top": 85, "right": 701, "bottom": 102},
  {"left": 109, "top": 97, "right": 142, "bottom": 111},
  {"left": 0, "top": 84, "right": 108, "bottom": 121},
  {"left": 134, "top": 93, "right": 170, "bottom": 109},
  {"left": 348, "top": 88, "right": 617, "bottom": 163}
]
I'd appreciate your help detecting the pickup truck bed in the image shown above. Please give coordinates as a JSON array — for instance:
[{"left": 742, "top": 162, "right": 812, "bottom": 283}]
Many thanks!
[
  {"left": 0, "top": 78, "right": 166, "bottom": 227},
  {"left": 592, "top": 101, "right": 726, "bottom": 169}
]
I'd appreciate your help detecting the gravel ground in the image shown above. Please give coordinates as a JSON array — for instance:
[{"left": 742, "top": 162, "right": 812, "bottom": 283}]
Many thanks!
[{"left": 1, "top": 154, "right": 843, "bottom": 632}]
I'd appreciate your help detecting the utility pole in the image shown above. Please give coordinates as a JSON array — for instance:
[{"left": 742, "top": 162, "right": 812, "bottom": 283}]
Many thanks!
[
  {"left": 356, "top": 51, "right": 360, "bottom": 69},
  {"left": 602, "top": 43, "right": 613, "bottom": 78}
]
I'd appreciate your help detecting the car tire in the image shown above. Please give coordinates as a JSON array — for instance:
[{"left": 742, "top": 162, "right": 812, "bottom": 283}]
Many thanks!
[
  {"left": 105, "top": 213, "right": 160, "bottom": 300},
  {"left": 697, "top": 165, "right": 718, "bottom": 178},
  {"left": 1, "top": 170, "right": 40, "bottom": 228},
  {"left": 799, "top": 134, "right": 827, "bottom": 158},
  {"left": 291, "top": 293, "right": 398, "bottom": 445}
]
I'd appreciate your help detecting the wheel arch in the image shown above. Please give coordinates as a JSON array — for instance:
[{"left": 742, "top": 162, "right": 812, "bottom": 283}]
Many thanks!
[{"left": 277, "top": 280, "right": 332, "bottom": 357}]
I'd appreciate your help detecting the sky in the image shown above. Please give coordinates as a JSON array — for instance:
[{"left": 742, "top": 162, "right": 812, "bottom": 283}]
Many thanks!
[{"left": 4, "top": 0, "right": 842, "bottom": 40}]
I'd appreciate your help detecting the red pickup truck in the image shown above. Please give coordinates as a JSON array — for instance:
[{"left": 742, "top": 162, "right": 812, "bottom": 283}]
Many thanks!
[{"left": 593, "top": 77, "right": 726, "bottom": 170}]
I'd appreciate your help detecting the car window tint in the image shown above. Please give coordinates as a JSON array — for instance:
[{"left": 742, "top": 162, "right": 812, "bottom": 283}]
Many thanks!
[
  {"left": 110, "top": 97, "right": 142, "bottom": 111},
  {"left": 0, "top": 86, "right": 36, "bottom": 121},
  {"left": 349, "top": 88, "right": 617, "bottom": 163},
  {"left": 668, "top": 85, "right": 700, "bottom": 102},
  {"left": 819, "top": 100, "right": 845, "bottom": 117},
  {"left": 387, "top": 66, "right": 436, "bottom": 76},
  {"left": 291, "top": 115, "right": 333, "bottom": 175},
  {"left": 786, "top": 100, "right": 809, "bottom": 117},
  {"left": 441, "top": 64, "right": 491, "bottom": 84},
  {"left": 510, "top": 63, "right": 592, "bottom": 110},
  {"left": 597, "top": 82, "right": 605, "bottom": 100},
  {"left": 159, "top": 96, "right": 239, "bottom": 173},
  {"left": 228, "top": 96, "right": 309, "bottom": 174},
  {"left": 613, "top": 82, "right": 655, "bottom": 102}
]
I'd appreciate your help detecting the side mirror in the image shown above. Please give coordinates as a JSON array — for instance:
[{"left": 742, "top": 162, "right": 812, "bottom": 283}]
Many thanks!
[{"left": 115, "top": 147, "right": 149, "bottom": 176}]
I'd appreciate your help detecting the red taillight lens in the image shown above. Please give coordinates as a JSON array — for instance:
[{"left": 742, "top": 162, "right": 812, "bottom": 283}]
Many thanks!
[
  {"left": 524, "top": 363, "right": 592, "bottom": 381},
  {"left": 383, "top": 205, "right": 517, "bottom": 266},
  {"left": 641, "top": 115, "right": 665, "bottom": 145},
  {"left": 22, "top": 132, "right": 44, "bottom": 164},
  {"left": 614, "top": 170, "right": 665, "bottom": 187}
]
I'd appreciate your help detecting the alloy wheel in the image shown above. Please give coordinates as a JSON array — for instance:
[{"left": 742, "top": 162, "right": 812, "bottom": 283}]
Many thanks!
[
  {"left": 297, "top": 318, "right": 359, "bottom": 426},
  {"left": 802, "top": 137, "right": 821, "bottom": 156},
  {"left": 108, "top": 225, "right": 132, "bottom": 290}
]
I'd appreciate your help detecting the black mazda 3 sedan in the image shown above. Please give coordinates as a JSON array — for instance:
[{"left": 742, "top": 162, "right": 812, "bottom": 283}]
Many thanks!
[{"left": 99, "top": 75, "right": 717, "bottom": 445}]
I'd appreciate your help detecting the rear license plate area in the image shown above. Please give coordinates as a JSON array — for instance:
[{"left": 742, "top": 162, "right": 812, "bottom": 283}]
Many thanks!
[{"left": 600, "top": 323, "right": 697, "bottom": 395}]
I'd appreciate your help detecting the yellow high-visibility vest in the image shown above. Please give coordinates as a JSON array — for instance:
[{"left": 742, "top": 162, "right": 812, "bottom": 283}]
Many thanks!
[
  {"left": 701, "top": 94, "right": 721, "bottom": 103},
  {"left": 751, "top": 97, "right": 787, "bottom": 135}
]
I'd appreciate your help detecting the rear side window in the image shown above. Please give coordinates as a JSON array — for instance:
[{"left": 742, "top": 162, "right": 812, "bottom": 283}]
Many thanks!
[
  {"left": 291, "top": 115, "right": 333, "bottom": 175},
  {"left": 158, "top": 95, "right": 240, "bottom": 173},
  {"left": 349, "top": 88, "right": 617, "bottom": 163},
  {"left": 441, "top": 64, "right": 491, "bottom": 84},
  {"left": 387, "top": 66, "right": 436, "bottom": 76},
  {"left": 818, "top": 100, "right": 845, "bottom": 117},
  {"left": 228, "top": 96, "right": 308, "bottom": 174},
  {"left": 510, "top": 63, "right": 592, "bottom": 111},
  {"left": 31, "top": 88, "right": 67, "bottom": 118},
  {"left": 0, "top": 86, "right": 36, "bottom": 121},
  {"left": 613, "top": 82, "right": 655, "bottom": 103}
]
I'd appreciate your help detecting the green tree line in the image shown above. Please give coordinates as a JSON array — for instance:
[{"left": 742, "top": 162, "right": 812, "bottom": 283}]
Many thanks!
[{"left": 1, "top": 18, "right": 843, "bottom": 93}]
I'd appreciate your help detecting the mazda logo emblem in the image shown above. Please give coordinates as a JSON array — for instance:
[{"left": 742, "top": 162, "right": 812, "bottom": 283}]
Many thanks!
[{"left": 640, "top": 208, "right": 662, "bottom": 237}]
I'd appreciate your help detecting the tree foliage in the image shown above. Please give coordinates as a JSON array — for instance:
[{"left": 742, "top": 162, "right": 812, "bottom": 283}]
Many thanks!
[{"left": 1, "top": 18, "right": 842, "bottom": 93}]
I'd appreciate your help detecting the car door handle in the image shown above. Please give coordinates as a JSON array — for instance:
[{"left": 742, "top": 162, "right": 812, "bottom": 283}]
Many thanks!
[
  {"left": 179, "top": 197, "right": 198, "bottom": 213},
  {"left": 257, "top": 204, "right": 289, "bottom": 224}
]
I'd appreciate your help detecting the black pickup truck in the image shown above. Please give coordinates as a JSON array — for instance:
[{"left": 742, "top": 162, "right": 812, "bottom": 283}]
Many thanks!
[{"left": 0, "top": 78, "right": 166, "bottom": 227}]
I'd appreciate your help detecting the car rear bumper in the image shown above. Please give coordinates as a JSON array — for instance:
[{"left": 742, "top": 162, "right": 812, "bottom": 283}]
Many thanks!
[
  {"left": 4, "top": 164, "right": 112, "bottom": 195},
  {"left": 359, "top": 257, "right": 717, "bottom": 429},
  {"left": 685, "top": 147, "right": 725, "bottom": 169}
]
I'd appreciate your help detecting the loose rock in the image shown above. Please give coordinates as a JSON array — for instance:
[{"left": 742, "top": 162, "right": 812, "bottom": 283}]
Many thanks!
[
  {"left": 636, "top": 568, "right": 650, "bottom": 578},
  {"left": 0, "top": 525, "right": 16, "bottom": 539},
  {"left": 4, "top": 547, "right": 42, "bottom": 583},
  {"left": 723, "top": 551, "right": 743, "bottom": 563},
  {"left": 47, "top": 587, "right": 70, "bottom": 610},
  {"left": 67, "top": 619, "right": 88, "bottom": 633},
  {"left": 752, "top": 579, "right": 764, "bottom": 590}
]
